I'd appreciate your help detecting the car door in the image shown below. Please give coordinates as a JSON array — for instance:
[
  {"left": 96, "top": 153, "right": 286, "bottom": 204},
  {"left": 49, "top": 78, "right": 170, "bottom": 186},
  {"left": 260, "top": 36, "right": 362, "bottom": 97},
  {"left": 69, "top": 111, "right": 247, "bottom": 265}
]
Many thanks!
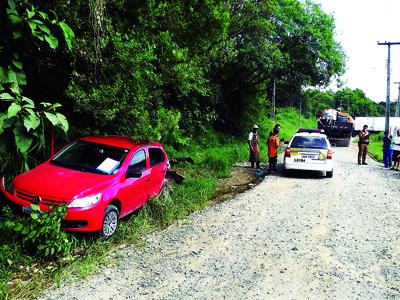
[
  {"left": 120, "top": 149, "right": 151, "bottom": 214},
  {"left": 148, "top": 147, "right": 167, "bottom": 197}
]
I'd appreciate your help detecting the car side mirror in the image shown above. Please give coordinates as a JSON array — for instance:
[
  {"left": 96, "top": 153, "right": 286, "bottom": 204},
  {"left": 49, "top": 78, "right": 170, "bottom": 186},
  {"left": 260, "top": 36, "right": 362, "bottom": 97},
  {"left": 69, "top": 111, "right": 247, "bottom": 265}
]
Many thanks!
[
  {"left": 126, "top": 166, "right": 142, "bottom": 178},
  {"left": 284, "top": 141, "right": 289, "bottom": 145}
]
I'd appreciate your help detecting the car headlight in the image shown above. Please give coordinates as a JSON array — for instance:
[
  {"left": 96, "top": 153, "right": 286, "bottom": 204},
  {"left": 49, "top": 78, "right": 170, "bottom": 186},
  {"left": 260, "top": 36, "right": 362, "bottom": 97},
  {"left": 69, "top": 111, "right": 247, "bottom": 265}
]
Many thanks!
[
  {"left": 68, "top": 193, "right": 102, "bottom": 208},
  {"left": 2, "top": 176, "right": 14, "bottom": 195}
]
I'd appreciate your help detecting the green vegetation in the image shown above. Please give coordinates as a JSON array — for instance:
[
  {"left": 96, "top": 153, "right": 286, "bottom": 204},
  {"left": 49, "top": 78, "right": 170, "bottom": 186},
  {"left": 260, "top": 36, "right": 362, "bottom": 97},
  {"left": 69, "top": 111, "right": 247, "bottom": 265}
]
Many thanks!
[
  {"left": 302, "top": 88, "right": 386, "bottom": 119},
  {"left": 274, "top": 108, "right": 316, "bottom": 141},
  {"left": 367, "top": 133, "right": 384, "bottom": 162},
  {"left": 1, "top": 0, "right": 72, "bottom": 175}
]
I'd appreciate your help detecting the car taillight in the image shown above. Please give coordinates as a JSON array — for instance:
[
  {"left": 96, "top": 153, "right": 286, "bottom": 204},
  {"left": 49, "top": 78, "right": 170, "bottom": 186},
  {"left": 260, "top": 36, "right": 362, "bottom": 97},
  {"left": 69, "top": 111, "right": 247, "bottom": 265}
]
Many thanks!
[
  {"left": 327, "top": 149, "right": 333, "bottom": 159},
  {"left": 284, "top": 147, "right": 291, "bottom": 157}
]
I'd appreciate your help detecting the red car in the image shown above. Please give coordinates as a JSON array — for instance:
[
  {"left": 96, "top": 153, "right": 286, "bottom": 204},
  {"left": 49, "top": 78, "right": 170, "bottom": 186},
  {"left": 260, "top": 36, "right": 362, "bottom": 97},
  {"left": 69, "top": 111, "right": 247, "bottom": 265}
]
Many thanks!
[{"left": 0, "top": 136, "right": 168, "bottom": 237}]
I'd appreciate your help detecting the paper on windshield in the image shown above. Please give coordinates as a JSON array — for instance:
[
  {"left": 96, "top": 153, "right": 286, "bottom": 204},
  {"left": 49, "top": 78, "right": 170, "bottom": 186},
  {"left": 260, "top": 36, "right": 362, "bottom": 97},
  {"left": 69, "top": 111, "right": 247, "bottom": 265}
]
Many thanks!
[{"left": 96, "top": 158, "right": 119, "bottom": 174}]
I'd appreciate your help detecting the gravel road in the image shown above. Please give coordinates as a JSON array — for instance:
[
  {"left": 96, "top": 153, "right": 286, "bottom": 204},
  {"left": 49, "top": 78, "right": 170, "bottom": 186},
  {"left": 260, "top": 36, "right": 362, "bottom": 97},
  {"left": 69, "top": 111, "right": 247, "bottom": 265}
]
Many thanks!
[{"left": 42, "top": 145, "right": 400, "bottom": 299}]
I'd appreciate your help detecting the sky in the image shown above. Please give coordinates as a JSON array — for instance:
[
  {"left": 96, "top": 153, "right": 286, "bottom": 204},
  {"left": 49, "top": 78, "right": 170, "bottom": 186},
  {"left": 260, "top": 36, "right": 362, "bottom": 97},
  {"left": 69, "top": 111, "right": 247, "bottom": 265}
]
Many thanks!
[{"left": 313, "top": 0, "right": 400, "bottom": 103}]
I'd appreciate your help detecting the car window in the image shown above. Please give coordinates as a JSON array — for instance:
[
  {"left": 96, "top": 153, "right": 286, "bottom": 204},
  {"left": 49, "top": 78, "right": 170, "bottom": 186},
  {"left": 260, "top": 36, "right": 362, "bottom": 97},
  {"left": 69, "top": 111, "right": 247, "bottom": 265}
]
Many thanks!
[
  {"left": 290, "top": 136, "right": 328, "bottom": 149},
  {"left": 148, "top": 148, "right": 165, "bottom": 167},
  {"left": 129, "top": 150, "right": 147, "bottom": 171}
]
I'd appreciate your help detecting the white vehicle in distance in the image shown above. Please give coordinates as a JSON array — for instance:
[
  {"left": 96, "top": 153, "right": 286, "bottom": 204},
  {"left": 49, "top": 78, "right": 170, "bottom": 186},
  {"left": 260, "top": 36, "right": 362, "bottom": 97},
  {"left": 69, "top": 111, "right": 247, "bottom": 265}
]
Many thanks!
[{"left": 283, "top": 128, "right": 334, "bottom": 178}]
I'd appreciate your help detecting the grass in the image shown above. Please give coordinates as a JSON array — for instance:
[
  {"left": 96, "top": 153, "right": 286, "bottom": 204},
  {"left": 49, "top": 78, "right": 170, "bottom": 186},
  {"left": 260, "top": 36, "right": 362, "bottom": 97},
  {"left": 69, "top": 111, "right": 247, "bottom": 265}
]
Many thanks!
[
  {"left": 275, "top": 108, "right": 316, "bottom": 141},
  {"left": 367, "top": 133, "right": 384, "bottom": 162},
  {"left": 0, "top": 108, "right": 316, "bottom": 300}
]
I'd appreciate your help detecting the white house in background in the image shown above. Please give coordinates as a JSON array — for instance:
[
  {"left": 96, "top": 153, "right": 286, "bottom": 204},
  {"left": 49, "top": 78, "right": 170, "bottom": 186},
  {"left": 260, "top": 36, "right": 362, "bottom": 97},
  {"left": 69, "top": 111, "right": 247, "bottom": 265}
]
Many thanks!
[{"left": 354, "top": 117, "right": 400, "bottom": 134}]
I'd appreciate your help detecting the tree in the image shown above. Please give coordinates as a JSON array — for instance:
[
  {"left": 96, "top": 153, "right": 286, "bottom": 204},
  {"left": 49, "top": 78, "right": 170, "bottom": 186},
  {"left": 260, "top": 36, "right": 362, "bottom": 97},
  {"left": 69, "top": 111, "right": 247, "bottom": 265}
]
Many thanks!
[{"left": 0, "top": 0, "right": 73, "bottom": 174}]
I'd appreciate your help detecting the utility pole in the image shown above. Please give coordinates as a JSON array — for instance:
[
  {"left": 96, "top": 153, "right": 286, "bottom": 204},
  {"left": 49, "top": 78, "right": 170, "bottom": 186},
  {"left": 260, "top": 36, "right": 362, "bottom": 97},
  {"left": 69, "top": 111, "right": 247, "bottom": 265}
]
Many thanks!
[
  {"left": 272, "top": 80, "right": 276, "bottom": 121},
  {"left": 395, "top": 82, "right": 400, "bottom": 118},
  {"left": 377, "top": 41, "right": 400, "bottom": 131},
  {"left": 299, "top": 97, "right": 302, "bottom": 127},
  {"left": 347, "top": 98, "right": 350, "bottom": 115}
]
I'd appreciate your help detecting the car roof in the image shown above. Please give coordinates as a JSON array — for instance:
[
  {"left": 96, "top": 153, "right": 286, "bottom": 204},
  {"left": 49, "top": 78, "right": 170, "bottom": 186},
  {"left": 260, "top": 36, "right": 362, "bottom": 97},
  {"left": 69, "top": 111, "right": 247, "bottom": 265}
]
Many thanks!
[
  {"left": 292, "top": 132, "right": 327, "bottom": 138},
  {"left": 79, "top": 136, "right": 163, "bottom": 150}
]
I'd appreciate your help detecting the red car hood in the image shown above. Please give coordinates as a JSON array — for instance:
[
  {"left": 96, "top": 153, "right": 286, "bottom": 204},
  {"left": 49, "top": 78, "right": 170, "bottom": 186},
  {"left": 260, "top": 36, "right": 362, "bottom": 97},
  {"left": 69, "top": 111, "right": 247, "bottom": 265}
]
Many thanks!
[{"left": 13, "top": 162, "right": 115, "bottom": 201}]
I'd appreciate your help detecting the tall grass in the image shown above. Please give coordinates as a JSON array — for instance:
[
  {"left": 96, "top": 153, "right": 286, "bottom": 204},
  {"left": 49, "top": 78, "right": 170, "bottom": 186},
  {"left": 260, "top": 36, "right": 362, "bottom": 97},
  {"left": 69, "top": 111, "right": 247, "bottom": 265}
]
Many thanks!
[
  {"left": 276, "top": 108, "right": 316, "bottom": 141},
  {"left": 366, "top": 133, "right": 384, "bottom": 162}
]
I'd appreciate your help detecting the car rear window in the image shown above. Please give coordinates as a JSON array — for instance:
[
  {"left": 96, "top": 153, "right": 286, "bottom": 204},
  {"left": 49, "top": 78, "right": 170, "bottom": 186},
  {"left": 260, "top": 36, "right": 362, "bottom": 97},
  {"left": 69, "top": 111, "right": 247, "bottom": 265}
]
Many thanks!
[
  {"left": 148, "top": 148, "right": 165, "bottom": 167},
  {"left": 290, "top": 136, "right": 328, "bottom": 149}
]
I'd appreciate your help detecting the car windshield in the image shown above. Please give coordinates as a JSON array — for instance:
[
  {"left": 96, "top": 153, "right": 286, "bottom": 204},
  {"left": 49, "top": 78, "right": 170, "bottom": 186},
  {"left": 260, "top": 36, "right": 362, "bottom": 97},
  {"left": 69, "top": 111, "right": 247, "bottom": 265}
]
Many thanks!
[
  {"left": 290, "top": 136, "right": 328, "bottom": 149},
  {"left": 51, "top": 140, "right": 129, "bottom": 175}
]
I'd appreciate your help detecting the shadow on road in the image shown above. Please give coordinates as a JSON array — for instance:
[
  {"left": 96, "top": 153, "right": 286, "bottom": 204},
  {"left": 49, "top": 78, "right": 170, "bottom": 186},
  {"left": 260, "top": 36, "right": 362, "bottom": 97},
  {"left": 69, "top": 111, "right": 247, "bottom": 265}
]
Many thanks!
[{"left": 273, "top": 164, "right": 327, "bottom": 180}]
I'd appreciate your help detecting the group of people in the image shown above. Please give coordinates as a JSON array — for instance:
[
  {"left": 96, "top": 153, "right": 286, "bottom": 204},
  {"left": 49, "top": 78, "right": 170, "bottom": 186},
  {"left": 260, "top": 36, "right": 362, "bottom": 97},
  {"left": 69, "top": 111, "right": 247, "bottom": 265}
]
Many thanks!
[
  {"left": 248, "top": 124, "right": 281, "bottom": 174},
  {"left": 382, "top": 128, "right": 400, "bottom": 170},
  {"left": 358, "top": 124, "right": 400, "bottom": 169},
  {"left": 250, "top": 123, "right": 400, "bottom": 172}
]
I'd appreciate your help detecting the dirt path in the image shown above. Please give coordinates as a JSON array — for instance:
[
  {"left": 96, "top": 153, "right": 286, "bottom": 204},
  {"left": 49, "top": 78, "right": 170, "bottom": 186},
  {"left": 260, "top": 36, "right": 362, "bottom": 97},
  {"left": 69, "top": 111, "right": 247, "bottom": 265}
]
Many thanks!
[{"left": 41, "top": 145, "right": 400, "bottom": 299}]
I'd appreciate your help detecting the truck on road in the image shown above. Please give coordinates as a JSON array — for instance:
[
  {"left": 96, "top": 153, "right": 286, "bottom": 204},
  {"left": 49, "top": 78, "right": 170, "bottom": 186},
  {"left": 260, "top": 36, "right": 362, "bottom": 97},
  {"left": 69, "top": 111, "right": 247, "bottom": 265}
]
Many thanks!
[{"left": 317, "top": 109, "right": 354, "bottom": 147}]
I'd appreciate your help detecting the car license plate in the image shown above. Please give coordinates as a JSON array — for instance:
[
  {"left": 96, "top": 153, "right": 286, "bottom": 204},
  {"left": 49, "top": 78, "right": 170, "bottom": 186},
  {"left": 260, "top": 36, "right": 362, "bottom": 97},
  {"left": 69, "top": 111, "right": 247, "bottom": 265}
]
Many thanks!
[
  {"left": 294, "top": 158, "right": 305, "bottom": 163},
  {"left": 22, "top": 206, "right": 41, "bottom": 214},
  {"left": 22, "top": 206, "right": 34, "bottom": 214},
  {"left": 301, "top": 154, "right": 318, "bottom": 160}
]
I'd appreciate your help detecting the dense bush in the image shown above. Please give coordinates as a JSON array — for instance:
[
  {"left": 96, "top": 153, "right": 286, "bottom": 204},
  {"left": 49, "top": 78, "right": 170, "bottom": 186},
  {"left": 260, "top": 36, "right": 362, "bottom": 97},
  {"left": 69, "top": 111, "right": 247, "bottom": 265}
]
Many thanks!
[
  {"left": 0, "top": 204, "right": 73, "bottom": 258},
  {"left": 1, "top": 0, "right": 346, "bottom": 145}
]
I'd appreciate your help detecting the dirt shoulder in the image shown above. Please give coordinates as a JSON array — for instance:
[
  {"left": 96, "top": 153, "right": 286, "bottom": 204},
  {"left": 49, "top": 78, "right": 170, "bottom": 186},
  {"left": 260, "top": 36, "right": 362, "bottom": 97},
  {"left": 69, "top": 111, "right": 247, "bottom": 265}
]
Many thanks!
[
  {"left": 41, "top": 144, "right": 400, "bottom": 299},
  {"left": 209, "top": 164, "right": 263, "bottom": 205}
]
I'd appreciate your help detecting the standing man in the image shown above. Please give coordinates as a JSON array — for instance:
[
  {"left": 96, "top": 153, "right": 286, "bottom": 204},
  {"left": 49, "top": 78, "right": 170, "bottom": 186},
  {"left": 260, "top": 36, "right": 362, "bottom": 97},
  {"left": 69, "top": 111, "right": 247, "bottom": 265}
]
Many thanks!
[
  {"left": 267, "top": 124, "right": 280, "bottom": 173},
  {"left": 382, "top": 130, "right": 392, "bottom": 168},
  {"left": 391, "top": 129, "right": 400, "bottom": 168},
  {"left": 248, "top": 125, "right": 260, "bottom": 169},
  {"left": 358, "top": 124, "right": 370, "bottom": 165}
]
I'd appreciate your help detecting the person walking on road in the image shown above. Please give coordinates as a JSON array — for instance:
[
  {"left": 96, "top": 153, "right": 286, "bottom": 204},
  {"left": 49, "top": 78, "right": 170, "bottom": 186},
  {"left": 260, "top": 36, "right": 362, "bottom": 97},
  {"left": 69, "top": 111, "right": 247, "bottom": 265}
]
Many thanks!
[
  {"left": 358, "top": 124, "right": 369, "bottom": 165},
  {"left": 248, "top": 125, "right": 260, "bottom": 169},
  {"left": 267, "top": 124, "right": 280, "bottom": 174},
  {"left": 391, "top": 129, "right": 400, "bottom": 169},
  {"left": 383, "top": 130, "right": 392, "bottom": 168}
]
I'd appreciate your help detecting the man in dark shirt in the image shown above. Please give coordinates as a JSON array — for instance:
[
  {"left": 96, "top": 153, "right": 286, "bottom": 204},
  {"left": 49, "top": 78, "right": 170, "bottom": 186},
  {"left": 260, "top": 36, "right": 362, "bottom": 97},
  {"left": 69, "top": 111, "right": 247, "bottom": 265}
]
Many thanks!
[
  {"left": 358, "top": 125, "right": 369, "bottom": 165},
  {"left": 383, "top": 130, "right": 392, "bottom": 168}
]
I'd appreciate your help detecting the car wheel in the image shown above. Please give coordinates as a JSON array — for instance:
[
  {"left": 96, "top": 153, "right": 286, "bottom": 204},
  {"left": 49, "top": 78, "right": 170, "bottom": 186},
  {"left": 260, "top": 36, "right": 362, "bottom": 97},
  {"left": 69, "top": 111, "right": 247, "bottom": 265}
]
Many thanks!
[
  {"left": 99, "top": 205, "right": 119, "bottom": 238},
  {"left": 326, "top": 170, "right": 333, "bottom": 178},
  {"left": 160, "top": 180, "right": 171, "bottom": 198},
  {"left": 282, "top": 167, "right": 290, "bottom": 176}
]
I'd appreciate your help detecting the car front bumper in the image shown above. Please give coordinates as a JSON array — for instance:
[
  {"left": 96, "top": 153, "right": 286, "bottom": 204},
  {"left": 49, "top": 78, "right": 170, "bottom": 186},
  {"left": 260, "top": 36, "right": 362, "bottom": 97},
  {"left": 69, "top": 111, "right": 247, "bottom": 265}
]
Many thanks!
[{"left": 0, "top": 179, "right": 104, "bottom": 232}]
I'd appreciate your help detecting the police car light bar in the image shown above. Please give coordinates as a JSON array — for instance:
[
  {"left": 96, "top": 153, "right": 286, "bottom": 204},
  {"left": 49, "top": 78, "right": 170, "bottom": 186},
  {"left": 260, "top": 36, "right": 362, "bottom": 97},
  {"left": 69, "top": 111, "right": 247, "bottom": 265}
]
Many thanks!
[{"left": 297, "top": 128, "right": 325, "bottom": 134}]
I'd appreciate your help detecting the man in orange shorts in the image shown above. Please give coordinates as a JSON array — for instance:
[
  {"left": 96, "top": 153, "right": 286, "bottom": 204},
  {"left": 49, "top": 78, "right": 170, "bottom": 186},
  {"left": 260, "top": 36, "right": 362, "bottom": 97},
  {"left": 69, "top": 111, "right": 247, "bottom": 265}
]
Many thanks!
[{"left": 267, "top": 124, "right": 280, "bottom": 174}]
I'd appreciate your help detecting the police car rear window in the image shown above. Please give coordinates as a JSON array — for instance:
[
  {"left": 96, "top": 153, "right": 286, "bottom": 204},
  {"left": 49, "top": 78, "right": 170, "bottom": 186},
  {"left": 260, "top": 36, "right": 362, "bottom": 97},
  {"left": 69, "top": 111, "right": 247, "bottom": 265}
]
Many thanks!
[{"left": 291, "top": 136, "right": 328, "bottom": 149}]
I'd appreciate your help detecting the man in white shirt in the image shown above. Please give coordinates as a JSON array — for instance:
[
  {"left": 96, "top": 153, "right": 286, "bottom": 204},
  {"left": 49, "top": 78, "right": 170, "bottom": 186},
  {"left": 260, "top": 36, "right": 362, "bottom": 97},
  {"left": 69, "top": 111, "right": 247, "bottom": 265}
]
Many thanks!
[
  {"left": 248, "top": 125, "right": 260, "bottom": 168},
  {"left": 391, "top": 129, "right": 400, "bottom": 167}
]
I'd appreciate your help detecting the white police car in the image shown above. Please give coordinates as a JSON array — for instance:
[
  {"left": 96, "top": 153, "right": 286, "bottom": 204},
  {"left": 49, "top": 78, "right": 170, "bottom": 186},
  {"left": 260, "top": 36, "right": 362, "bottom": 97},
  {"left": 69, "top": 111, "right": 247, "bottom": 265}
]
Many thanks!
[{"left": 283, "top": 128, "right": 334, "bottom": 178}]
